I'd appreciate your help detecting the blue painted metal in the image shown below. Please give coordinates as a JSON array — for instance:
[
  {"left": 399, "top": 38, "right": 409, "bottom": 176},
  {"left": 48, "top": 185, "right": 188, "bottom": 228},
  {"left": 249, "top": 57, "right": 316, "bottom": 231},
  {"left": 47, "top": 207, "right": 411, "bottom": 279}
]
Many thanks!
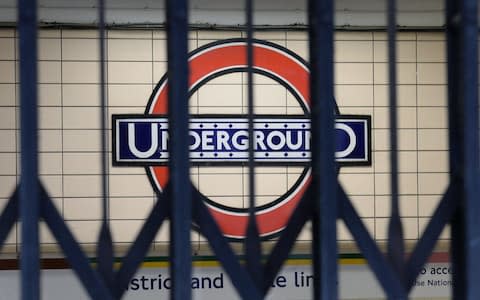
[
  {"left": 406, "top": 183, "right": 456, "bottom": 291},
  {"left": 307, "top": 0, "right": 337, "bottom": 298},
  {"left": 446, "top": 0, "right": 465, "bottom": 298},
  {"left": 18, "top": 0, "right": 40, "bottom": 297},
  {"left": 460, "top": 0, "right": 480, "bottom": 295},
  {"left": 40, "top": 186, "right": 113, "bottom": 299},
  {"left": 262, "top": 186, "right": 313, "bottom": 295},
  {"left": 386, "top": 0, "right": 405, "bottom": 292},
  {"left": 193, "top": 188, "right": 262, "bottom": 299},
  {"left": 244, "top": 0, "right": 263, "bottom": 290},
  {"left": 96, "top": 0, "right": 114, "bottom": 291},
  {"left": 166, "top": 0, "right": 192, "bottom": 298},
  {"left": 5, "top": 0, "right": 480, "bottom": 299},
  {"left": 0, "top": 188, "right": 18, "bottom": 252},
  {"left": 114, "top": 191, "right": 169, "bottom": 298},
  {"left": 338, "top": 185, "right": 405, "bottom": 298},
  {"left": 446, "top": 0, "right": 480, "bottom": 299}
]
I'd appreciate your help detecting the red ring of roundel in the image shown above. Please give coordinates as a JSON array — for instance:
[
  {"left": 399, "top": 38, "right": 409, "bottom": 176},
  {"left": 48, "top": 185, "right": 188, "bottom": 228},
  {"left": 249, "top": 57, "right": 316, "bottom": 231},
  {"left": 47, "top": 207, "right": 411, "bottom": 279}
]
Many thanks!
[{"left": 146, "top": 40, "right": 312, "bottom": 239}]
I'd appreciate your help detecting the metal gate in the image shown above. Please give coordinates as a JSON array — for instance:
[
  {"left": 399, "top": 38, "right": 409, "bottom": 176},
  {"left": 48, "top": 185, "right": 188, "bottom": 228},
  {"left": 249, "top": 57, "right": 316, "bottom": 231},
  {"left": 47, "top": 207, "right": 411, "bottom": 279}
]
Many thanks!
[{"left": 2, "top": 0, "right": 479, "bottom": 298}]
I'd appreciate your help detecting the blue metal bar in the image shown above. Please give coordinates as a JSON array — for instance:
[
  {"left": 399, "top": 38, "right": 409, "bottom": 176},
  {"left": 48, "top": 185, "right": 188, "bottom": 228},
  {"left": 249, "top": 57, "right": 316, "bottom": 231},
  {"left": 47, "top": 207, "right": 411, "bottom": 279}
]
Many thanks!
[
  {"left": 450, "top": 0, "right": 480, "bottom": 298},
  {"left": 192, "top": 188, "right": 262, "bottom": 300},
  {"left": 445, "top": 0, "right": 466, "bottom": 298},
  {"left": 262, "top": 186, "right": 312, "bottom": 295},
  {"left": 40, "top": 185, "right": 113, "bottom": 299},
  {"left": 406, "top": 183, "right": 456, "bottom": 291},
  {"left": 338, "top": 184, "right": 405, "bottom": 298},
  {"left": 0, "top": 187, "right": 19, "bottom": 251},
  {"left": 244, "top": 0, "right": 263, "bottom": 289},
  {"left": 17, "top": 0, "right": 40, "bottom": 297},
  {"left": 96, "top": 0, "right": 114, "bottom": 291},
  {"left": 166, "top": 0, "right": 191, "bottom": 298},
  {"left": 114, "top": 191, "right": 169, "bottom": 298},
  {"left": 386, "top": 0, "right": 405, "bottom": 289},
  {"left": 307, "top": 0, "right": 337, "bottom": 298}
]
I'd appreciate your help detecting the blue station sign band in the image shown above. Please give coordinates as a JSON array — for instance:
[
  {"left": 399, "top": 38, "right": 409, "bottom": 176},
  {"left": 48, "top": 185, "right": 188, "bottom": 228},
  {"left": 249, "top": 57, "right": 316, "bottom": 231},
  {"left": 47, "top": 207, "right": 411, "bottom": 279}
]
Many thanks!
[{"left": 113, "top": 115, "right": 371, "bottom": 165}]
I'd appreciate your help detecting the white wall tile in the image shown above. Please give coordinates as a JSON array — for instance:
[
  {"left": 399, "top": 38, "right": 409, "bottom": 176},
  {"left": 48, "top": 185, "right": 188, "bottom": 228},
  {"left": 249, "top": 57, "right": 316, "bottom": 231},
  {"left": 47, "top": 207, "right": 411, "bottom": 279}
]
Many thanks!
[
  {"left": 39, "top": 153, "right": 62, "bottom": 175},
  {"left": 417, "top": 41, "right": 446, "bottom": 62},
  {"left": 108, "top": 62, "right": 152, "bottom": 84},
  {"left": 373, "top": 107, "right": 417, "bottom": 129},
  {"left": 335, "top": 85, "right": 373, "bottom": 107},
  {"left": 336, "top": 63, "right": 373, "bottom": 84},
  {"left": 110, "top": 197, "right": 153, "bottom": 219},
  {"left": 417, "top": 85, "right": 447, "bottom": 107},
  {"left": 63, "top": 107, "right": 100, "bottom": 129},
  {"left": 67, "top": 221, "right": 101, "bottom": 243},
  {"left": 63, "top": 61, "right": 100, "bottom": 84},
  {"left": 41, "top": 175, "right": 62, "bottom": 198},
  {"left": 376, "top": 217, "right": 418, "bottom": 240},
  {"left": 374, "top": 151, "right": 417, "bottom": 173},
  {"left": 109, "top": 174, "right": 154, "bottom": 197},
  {"left": 63, "top": 130, "right": 101, "bottom": 151},
  {"left": 64, "top": 175, "right": 102, "bottom": 197},
  {"left": 0, "top": 107, "right": 15, "bottom": 129},
  {"left": 39, "top": 130, "right": 62, "bottom": 152},
  {"left": 339, "top": 173, "right": 374, "bottom": 195},
  {"left": 39, "top": 61, "right": 61, "bottom": 83},
  {"left": 0, "top": 153, "right": 16, "bottom": 175},
  {"left": 418, "top": 173, "right": 449, "bottom": 195},
  {"left": 336, "top": 41, "right": 372, "bottom": 62},
  {"left": 64, "top": 197, "right": 102, "bottom": 220},
  {"left": 0, "top": 38, "right": 15, "bottom": 60},
  {"left": 417, "top": 63, "right": 446, "bottom": 84},
  {"left": 374, "top": 129, "right": 417, "bottom": 151},
  {"left": 0, "top": 84, "right": 15, "bottom": 106},
  {"left": 373, "top": 41, "right": 416, "bottom": 62},
  {"left": 63, "top": 152, "right": 101, "bottom": 175},
  {"left": 374, "top": 63, "right": 416, "bottom": 84},
  {"left": 108, "top": 39, "right": 152, "bottom": 61},
  {"left": 418, "top": 151, "right": 448, "bottom": 173},
  {"left": 374, "top": 85, "right": 417, "bottom": 107},
  {"left": 0, "top": 61, "right": 15, "bottom": 83},
  {"left": 39, "top": 107, "right": 62, "bottom": 129},
  {"left": 62, "top": 38, "right": 99, "bottom": 61},
  {"left": 417, "top": 129, "right": 448, "bottom": 150},
  {"left": 198, "top": 84, "right": 243, "bottom": 107},
  {"left": 418, "top": 107, "right": 447, "bottom": 128},
  {"left": 198, "top": 173, "right": 244, "bottom": 196},
  {"left": 39, "top": 84, "right": 62, "bottom": 106},
  {"left": 108, "top": 84, "right": 154, "bottom": 107},
  {"left": 62, "top": 84, "right": 100, "bottom": 106},
  {"left": 375, "top": 195, "right": 418, "bottom": 217},
  {"left": 418, "top": 195, "right": 442, "bottom": 217},
  {"left": 39, "top": 38, "right": 61, "bottom": 61}
]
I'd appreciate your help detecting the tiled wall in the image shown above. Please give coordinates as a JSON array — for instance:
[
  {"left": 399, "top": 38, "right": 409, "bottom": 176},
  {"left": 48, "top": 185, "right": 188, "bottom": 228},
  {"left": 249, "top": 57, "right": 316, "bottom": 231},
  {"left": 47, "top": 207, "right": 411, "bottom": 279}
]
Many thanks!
[{"left": 0, "top": 28, "right": 449, "bottom": 255}]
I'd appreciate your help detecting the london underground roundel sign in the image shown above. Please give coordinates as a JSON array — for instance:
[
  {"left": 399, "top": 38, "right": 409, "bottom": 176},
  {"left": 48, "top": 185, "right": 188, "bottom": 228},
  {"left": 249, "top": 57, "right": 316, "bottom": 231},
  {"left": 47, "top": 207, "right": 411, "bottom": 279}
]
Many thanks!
[{"left": 112, "top": 39, "right": 371, "bottom": 239}]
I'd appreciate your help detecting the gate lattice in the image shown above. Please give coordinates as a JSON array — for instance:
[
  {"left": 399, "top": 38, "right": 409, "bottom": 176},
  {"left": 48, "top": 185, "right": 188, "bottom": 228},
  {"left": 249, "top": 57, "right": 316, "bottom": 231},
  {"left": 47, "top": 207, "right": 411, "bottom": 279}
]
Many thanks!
[{"left": 2, "top": 0, "right": 479, "bottom": 299}]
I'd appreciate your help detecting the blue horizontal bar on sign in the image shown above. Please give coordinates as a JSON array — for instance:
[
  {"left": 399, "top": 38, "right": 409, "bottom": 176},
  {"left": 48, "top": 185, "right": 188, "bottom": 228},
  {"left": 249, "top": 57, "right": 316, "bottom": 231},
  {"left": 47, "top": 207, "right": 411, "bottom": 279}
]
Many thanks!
[{"left": 112, "top": 115, "right": 371, "bottom": 165}]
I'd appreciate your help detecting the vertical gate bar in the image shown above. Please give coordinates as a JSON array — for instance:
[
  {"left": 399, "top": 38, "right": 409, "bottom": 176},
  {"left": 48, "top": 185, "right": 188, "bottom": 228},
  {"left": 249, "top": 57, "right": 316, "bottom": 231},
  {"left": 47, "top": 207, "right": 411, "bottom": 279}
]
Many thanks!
[
  {"left": 96, "top": 0, "right": 114, "bottom": 291},
  {"left": 386, "top": 0, "right": 405, "bottom": 289},
  {"left": 460, "top": 0, "right": 480, "bottom": 298},
  {"left": 18, "top": 0, "right": 40, "bottom": 298},
  {"left": 166, "top": 0, "right": 191, "bottom": 298},
  {"left": 308, "top": 0, "right": 337, "bottom": 298},
  {"left": 446, "top": 0, "right": 465, "bottom": 298},
  {"left": 446, "top": 0, "right": 480, "bottom": 298},
  {"left": 244, "top": 0, "right": 263, "bottom": 289}
]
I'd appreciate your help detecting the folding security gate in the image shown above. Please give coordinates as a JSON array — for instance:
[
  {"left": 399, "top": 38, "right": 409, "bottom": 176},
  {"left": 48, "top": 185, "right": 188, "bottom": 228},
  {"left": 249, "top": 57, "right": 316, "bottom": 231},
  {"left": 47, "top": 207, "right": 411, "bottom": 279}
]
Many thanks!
[{"left": 2, "top": 0, "right": 479, "bottom": 298}]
